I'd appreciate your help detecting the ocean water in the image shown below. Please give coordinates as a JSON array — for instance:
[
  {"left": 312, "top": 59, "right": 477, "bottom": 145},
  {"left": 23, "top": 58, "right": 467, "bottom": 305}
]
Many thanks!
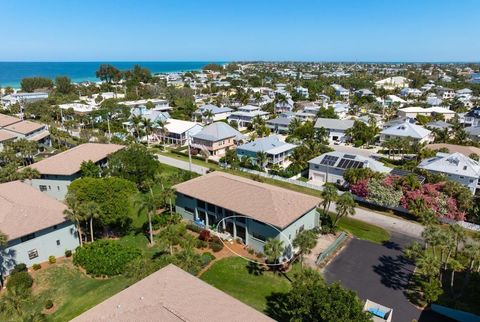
[{"left": 0, "top": 61, "right": 220, "bottom": 88}]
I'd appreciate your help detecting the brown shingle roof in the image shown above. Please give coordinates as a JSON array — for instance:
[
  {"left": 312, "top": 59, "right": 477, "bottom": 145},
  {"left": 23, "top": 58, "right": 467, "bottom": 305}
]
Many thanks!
[
  {"left": 28, "top": 143, "right": 124, "bottom": 175},
  {"left": 426, "top": 143, "right": 480, "bottom": 157},
  {"left": 0, "top": 114, "right": 21, "bottom": 127},
  {"left": 71, "top": 264, "right": 273, "bottom": 322},
  {"left": 174, "top": 172, "right": 320, "bottom": 228},
  {"left": 3, "top": 120, "right": 45, "bottom": 135},
  {"left": 0, "top": 181, "right": 68, "bottom": 240},
  {"left": 0, "top": 129, "right": 17, "bottom": 143}
]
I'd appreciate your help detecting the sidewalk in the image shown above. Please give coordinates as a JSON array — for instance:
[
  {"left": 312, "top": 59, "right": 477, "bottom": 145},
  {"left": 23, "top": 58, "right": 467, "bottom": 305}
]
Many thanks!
[{"left": 157, "top": 154, "right": 208, "bottom": 175}]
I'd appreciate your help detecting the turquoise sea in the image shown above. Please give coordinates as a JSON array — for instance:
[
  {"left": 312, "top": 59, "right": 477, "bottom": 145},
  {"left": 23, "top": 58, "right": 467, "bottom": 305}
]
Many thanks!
[{"left": 0, "top": 61, "right": 220, "bottom": 88}]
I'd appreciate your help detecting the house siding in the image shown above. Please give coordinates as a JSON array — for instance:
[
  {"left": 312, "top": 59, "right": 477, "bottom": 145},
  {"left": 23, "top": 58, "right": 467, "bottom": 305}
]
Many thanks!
[{"left": 1, "top": 221, "right": 79, "bottom": 276}]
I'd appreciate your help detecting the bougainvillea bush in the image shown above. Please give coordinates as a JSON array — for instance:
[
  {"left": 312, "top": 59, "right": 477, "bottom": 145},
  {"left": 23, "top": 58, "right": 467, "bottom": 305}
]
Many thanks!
[{"left": 347, "top": 170, "right": 470, "bottom": 221}]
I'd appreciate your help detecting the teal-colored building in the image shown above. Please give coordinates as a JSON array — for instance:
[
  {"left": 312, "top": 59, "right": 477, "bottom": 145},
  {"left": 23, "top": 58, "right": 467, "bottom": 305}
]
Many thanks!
[{"left": 174, "top": 172, "right": 320, "bottom": 256}]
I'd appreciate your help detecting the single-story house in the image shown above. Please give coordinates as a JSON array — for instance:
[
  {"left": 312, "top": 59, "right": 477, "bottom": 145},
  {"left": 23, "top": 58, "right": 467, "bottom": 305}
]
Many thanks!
[
  {"left": 308, "top": 152, "right": 391, "bottom": 185},
  {"left": 425, "top": 120, "right": 452, "bottom": 131},
  {"left": 397, "top": 106, "right": 455, "bottom": 120},
  {"left": 174, "top": 172, "right": 320, "bottom": 254},
  {"left": 236, "top": 136, "right": 297, "bottom": 168},
  {"left": 0, "top": 181, "right": 79, "bottom": 278},
  {"left": 193, "top": 104, "right": 233, "bottom": 123},
  {"left": 0, "top": 92, "right": 48, "bottom": 107},
  {"left": 380, "top": 121, "right": 434, "bottom": 144},
  {"left": 267, "top": 115, "right": 296, "bottom": 134},
  {"left": 314, "top": 118, "right": 355, "bottom": 143},
  {"left": 27, "top": 143, "right": 124, "bottom": 200},
  {"left": 71, "top": 264, "right": 273, "bottom": 322},
  {"left": 375, "top": 76, "right": 410, "bottom": 90},
  {"left": 191, "top": 122, "right": 245, "bottom": 157},
  {"left": 418, "top": 152, "right": 480, "bottom": 193}
]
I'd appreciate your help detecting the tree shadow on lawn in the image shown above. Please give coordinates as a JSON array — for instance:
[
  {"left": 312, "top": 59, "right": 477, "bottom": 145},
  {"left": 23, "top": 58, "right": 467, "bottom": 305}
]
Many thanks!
[
  {"left": 373, "top": 254, "right": 414, "bottom": 291},
  {"left": 246, "top": 261, "right": 264, "bottom": 276}
]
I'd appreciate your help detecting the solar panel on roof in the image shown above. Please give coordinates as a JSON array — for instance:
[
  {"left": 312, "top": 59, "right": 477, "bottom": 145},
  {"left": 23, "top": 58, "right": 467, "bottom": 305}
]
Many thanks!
[
  {"left": 343, "top": 154, "right": 356, "bottom": 159},
  {"left": 336, "top": 158, "right": 364, "bottom": 169},
  {"left": 320, "top": 155, "right": 339, "bottom": 166}
]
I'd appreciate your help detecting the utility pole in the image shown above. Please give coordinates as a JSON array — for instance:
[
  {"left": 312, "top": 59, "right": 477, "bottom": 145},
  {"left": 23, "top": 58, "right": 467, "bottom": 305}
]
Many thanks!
[
  {"left": 107, "top": 113, "right": 112, "bottom": 143},
  {"left": 187, "top": 132, "right": 192, "bottom": 173}
]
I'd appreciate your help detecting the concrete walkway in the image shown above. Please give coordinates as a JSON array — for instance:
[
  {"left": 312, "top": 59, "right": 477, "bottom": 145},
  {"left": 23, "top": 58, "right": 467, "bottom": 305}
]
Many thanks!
[
  {"left": 157, "top": 154, "right": 208, "bottom": 175},
  {"left": 157, "top": 154, "right": 424, "bottom": 239}
]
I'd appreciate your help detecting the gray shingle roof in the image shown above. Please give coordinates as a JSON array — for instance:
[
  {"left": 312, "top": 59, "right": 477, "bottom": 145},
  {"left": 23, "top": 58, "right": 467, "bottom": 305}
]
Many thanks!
[
  {"left": 191, "top": 122, "right": 245, "bottom": 141},
  {"left": 314, "top": 118, "right": 355, "bottom": 130}
]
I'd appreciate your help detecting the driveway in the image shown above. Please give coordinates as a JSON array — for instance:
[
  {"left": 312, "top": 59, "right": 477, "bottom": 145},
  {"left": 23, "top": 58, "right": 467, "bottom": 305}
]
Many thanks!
[{"left": 323, "top": 233, "right": 453, "bottom": 322}]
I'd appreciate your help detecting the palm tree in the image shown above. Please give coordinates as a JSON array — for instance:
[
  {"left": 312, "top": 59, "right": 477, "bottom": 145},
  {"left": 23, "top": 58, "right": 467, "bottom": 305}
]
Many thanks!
[
  {"left": 320, "top": 183, "right": 338, "bottom": 215},
  {"left": 19, "top": 167, "right": 40, "bottom": 184},
  {"left": 333, "top": 192, "right": 356, "bottom": 227},
  {"left": 131, "top": 115, "right": 143, "bottom": 142},
  {"left": 162, "top": 187, "right": 176, "bottom": 215},
  {"left": 202, "top": 109, "right": 215, "bottom": 124},
  {"left": 136, "top": 188, "right": 161, "bottom": 245},
  {"left": 157, "top": 120, "right": 168, "bottom": 143},
  {"left": 256, "top": 151, "right": 268, "bottom": 172},
  {"left": 449, "top": 224, "right": 466, "bottom": 259},
  {"left": 63, "top": 194, "right": 84, "bottom": 247},
  {"left": 263, "top": 238, "right": 285, "bottom": 265},
  {"left": 142, "top": 117, "right": 154, "bottom": 146},
  {"left": 79, "top": 201, "right": 100, "bottom": 242},
  {"left": 448, "top": 258, "right": 463, "bottom": 292},
  {"left": 293, "top": 230, "right": 317, "bottom": 268}
]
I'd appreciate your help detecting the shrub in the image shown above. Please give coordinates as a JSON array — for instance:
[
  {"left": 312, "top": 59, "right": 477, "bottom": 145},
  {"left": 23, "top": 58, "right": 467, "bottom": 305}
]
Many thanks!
[
  {"left": 255, "top": 252, "right": 264, "bottom": 259},
  {"left": 32, "top": 264, "right": 41, "bottom": 271},
  {"left": 7, "top": 271, "right": 33, "bottom": 291},
  {"left": 65, "top": 250, "right": 73, "bottom": 257},
  {"left": 45, "top": 299, "right": 54, "bottom": 310},
  {"left": 11, "top": 263, "right": 27, "bottom": 275},
  {"left": 73, "top": 240, "right": 141, "bottom": 276},
  {"left": 199, "top": 230, "right": 211, "bottom": 241},
  {"left": 210, "top": 242, "right": 223, "bottom": 252},
  {"left": 186, "top": 223, "right": 202, "bottom": 233},
  {"left": 48, "top": 256, "right": 57, "bottom": 264},
  {"left": 247, "top": 248, "right": 255, "bottom": 255},
  {"left": 196, "top": 240, "right": 208, "bottom": 249},
  {"left": 200, "top": 252, "right": 216, "bottom": 267},
  {"left": 210, "top": 235, "right": 221, "bottom": 244}
]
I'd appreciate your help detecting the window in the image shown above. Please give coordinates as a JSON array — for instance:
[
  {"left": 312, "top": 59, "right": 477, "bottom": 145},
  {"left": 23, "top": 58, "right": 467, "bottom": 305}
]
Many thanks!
[
  {"left": 21, "top": 233, "right": 35, "bottom": 243},
  {"left": 56, "top": 240, "right": 61, "bottom": 246},
  {"left": 197, "top": 200, "right": 206, "bottom": 209},
  {"left": 57, "top": 186, "right": 60, "bottom": 191},
  {"left": 28, "top": 249, "right": 39, "bottom": 260},
  {"left": 48, "top": 185, "right": 51, "bottom": 190},
  {"left": 39, "top": 185, "right": 47, "bottom": 192},
  {"left": 185, "top": 207, "right": 194, "bottom": 214},
  {"left": 207, "top": 203, "right": 216, "bottom": 212},
  {"left": 298, "top": 225, "right": 305, "bottom": 233},
  {"left": 251, "top": 231, "right": 266, "bottom": 241},
  {"left": 53, "top": 225, "right": 58, "bottom": 230}
]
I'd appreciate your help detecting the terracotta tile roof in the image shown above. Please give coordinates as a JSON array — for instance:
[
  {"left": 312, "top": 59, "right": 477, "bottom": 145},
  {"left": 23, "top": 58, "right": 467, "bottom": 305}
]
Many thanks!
[
  {"left": 4, "top": 120, "right": 45, "bottom": 135},
  {"left": 0, "top": 181, "right": 68, "bottom": 240},
  {"left": 174, "top": 172, "right": 320, "bottom": 229},
  {"left": 28, "top": 143, "right": 124, "bottom": 175},
  {"left": 0, "top": 114, "right": 21, "bottom": 127},
  {"left": 71, "top": 264, "right": 273, "bottom": 322}
]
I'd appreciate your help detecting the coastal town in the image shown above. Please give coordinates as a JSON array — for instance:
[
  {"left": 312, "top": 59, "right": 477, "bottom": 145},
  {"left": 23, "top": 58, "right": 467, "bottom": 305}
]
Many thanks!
[{"left": 0, "top": 61, "right": 480, "bottom": 322}]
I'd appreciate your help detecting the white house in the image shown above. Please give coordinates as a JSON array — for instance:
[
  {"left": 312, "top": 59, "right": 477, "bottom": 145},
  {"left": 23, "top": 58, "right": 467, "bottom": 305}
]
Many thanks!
[
  {"left": 375, "top": 76, "right": 410, "bottom": 90},
  {"left": 308, "top": 152, "right": 392, "bottom": 184},
  {"left": 162, "top": 119, "right": 203, "bottom": 145},
  {"left": 193, "top": 104, "right": 233, "bottom": 123},
  {"left": 228, "top": 105, "right": 269, "bottom": 128},
  {"left": 295, "top": 86, "right": 309, "bottom": 98},
  {"left": 418, "top": 152, "right": 480, "bottom": 193},
  {"left": 314, "top": 118, "right": 355, "bottom": 143},
  {"left": 397, "top": 106, "right": 456, "bottom": 120},
  {"left": 380, "top": 121, "right": 434, "bottom": 143},
  {"left": 1, "top": 92, "right": 49, "bottom": 107},
  {"left": 400, "top": 88, "right": 422, "bottom": 97}
]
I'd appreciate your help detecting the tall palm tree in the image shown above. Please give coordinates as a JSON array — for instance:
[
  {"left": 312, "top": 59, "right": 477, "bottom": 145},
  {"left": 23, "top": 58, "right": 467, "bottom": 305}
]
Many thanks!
[
  {"left": 447, "top": 258, "right": 463, "bottom": 292},
  {"left": 263, "top": 238, "right": 285, "bottom": 265},
  {"left": 63, "top": 194, "right": 84, "bottom": 247},
  {"left": 142, "top": 117, "right": 154, "bottom": 146},
  {"left": 293, "top": 230, "right": 317, "bottom": 268},
  {"left": 333, "top": 192, "right": 356, "bottom": 227},
  {"left": 131, "top": 115, "right": 143, "bottom": 142},
  {"left": 79, "top": 201, "right": 100, "bottom": 242},
  {"left": 256, "top": 151, "right": 268, "bottom": 172},
  {"left": 157, "top": 120, "right": 168, "bottom": 143},
  {"left": 162, "top": 187, "right": 176, "bottom": 214},
  {"left": 449, "top": 224, "right": 466, "bottom": 259},
  {"left": 136, "top": 188, "right": 161, "bottom": 245},
  {"left": 320, "top": 183, "right": 338, "bottom": 215}
]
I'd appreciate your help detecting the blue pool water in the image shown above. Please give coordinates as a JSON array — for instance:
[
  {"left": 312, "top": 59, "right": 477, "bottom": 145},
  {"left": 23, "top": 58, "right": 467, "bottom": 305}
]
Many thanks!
[{"left": 0, "top": 61, "right": 222, "bottom": 88}]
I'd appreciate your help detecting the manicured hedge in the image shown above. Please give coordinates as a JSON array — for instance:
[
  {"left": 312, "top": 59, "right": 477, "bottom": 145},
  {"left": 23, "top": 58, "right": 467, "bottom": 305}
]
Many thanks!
[{"left": 73, "top": 240, "right": 141, "bottom": 276}]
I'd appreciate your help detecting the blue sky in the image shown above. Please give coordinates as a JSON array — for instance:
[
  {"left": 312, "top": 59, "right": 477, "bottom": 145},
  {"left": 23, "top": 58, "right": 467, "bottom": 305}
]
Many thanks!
[{"left": 1, "top": 0, "right": 479, "bottom": 62}]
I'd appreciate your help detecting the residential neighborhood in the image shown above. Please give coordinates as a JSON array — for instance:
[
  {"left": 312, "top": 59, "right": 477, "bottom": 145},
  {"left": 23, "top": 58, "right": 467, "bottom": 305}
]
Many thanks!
[{"left": 1, "top": 3, "right": 480, "bottom": 320}]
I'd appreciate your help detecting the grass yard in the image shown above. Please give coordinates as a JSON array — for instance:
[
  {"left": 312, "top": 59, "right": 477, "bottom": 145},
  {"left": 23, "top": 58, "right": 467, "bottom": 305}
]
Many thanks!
[
  {"left": 33, "top": 261, "right": 132, "bottom": 322},
  {"left": 200, "top": 257, "right": 299, "bottom": 313},
  {"left": 337, "top": 216, "right": 390, "bottom": 244}
]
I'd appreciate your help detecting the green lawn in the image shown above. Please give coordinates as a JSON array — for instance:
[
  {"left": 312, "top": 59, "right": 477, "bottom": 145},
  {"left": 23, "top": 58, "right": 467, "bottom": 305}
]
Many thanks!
[
  {"left": 200, "top": 257, "right": 298, "bottom": 313},
  {"left": 337, "top": 216, "right": 390, "bottom": 244},
  {"left": 33, "top": 262, "right": 132, "bottom": 322}
]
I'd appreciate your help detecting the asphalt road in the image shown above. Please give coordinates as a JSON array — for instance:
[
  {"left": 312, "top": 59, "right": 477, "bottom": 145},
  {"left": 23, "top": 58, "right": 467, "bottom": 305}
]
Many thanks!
[{"left": 323, "top": 233, "right": 453, "bottom": 322}]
